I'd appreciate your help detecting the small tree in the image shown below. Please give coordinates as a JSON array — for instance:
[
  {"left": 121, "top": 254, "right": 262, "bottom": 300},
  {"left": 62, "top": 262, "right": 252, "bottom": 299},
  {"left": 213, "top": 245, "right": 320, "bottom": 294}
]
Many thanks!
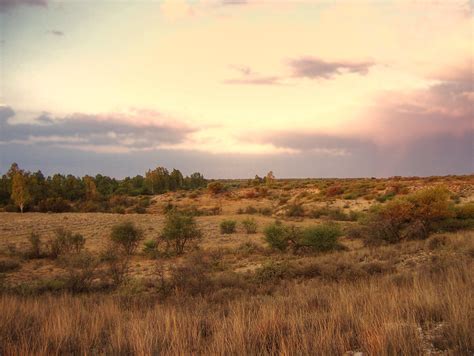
[
  {"left": 11, "top": 172, "right": 30, "bottom": 213},
  {"left": 110, "top": 221, "right": 143, "bottom": 255},
  {"left": 161, "top": 211, "right": 201, "bottom": 255}
]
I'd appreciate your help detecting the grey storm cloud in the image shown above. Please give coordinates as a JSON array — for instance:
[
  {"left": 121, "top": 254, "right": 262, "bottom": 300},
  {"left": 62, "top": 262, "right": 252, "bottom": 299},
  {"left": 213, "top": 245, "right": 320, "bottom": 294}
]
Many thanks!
[
  {"left": 289, "top": 57, "right": 375, "bottom": 79},
  {"left": 0, "top": 0, "right": 47, "bottom": 12},
  {"left": 0, "top": 108, "right": 194, "bottom": 151}
]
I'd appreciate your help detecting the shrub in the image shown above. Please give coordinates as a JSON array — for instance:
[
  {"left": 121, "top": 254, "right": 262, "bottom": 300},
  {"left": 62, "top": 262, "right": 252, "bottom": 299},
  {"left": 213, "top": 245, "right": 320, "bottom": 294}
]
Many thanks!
[
  {"left": 207, "top": 181, "right": 226, "bottom": 195},
  {"left": 143, "top": 239, "right": 159, "bottom": 258},
  {"left": 364, "top": 186, "right": 454, "bottom": 244},
  {"left": 264, "top": 221, "right": 289, "bottom": 251},
  {"left": 285, "top": 203, "right": 305, "bottom": 217},
  {"left": 298, "top": 223, "right": 342, "bottom": 252},
  {"left": 27, "top": 232, "right": 42, "bottom": 259},
  {"left": 100, "top": 248, "right": 130, "bottom": 287},
  {"left": 453, "top": 202, "right": 474, "bottom": 220},
  {"left": 0, "top": 258, "right": 20, "bottom": 273},
  {"left": 49, "top": 229, "right": 86, "bottom": 259},
  {"left": 241, "top": 218, "right": 257, "bottom": 234},
  {"left": 258, "top": 207, "right": 273, "bottom": 216},
  {"left": 220, "top": 220, "right": 237, "bottom": 234},
  {"left": 110, "top": 221, "right": 143, "bottom": 255},
  {"left": 161, "top": 211, "right": 202, "bottom": 255},
  {"left": 326, "top": 185, "right": 344, "bottom": 197},
  {"left": 59, "top": 252, "right": 99, "bottom": 292},
  {"left": 253, "top": 261, "right": 293, "bottom": 283},
  {"left": 168, "top": 252, "right": 213, "bottom": 296},
  {"left": 244, "top": 205, "right": 258, "bottom": 214}
]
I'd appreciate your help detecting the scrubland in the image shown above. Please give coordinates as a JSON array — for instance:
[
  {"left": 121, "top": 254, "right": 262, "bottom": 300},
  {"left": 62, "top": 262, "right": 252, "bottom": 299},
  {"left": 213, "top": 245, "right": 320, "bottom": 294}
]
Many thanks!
[{"left": 0, "top": 175, "right": 473, "bottom": 355}]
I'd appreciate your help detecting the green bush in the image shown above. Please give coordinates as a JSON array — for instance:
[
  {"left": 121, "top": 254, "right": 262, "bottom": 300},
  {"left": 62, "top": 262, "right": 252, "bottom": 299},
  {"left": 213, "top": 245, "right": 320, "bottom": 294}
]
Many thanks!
[
  {"left": 110, "top": 221, "right": 143, "bottom": 255},
  {"left": 161, "top": 211, "right": 202, "bottom": 255},
  {"left": 264, "top": 221, "right": 289, "bottom": 251},
  {"left": 220, "top": 220, "right": 237, "bottom": 234},
  {"left": 241, "top": 218, "right": 257, "bottom": 234},
  {"left": 298, "top": 224, "right": 342, "bottom": 252}
]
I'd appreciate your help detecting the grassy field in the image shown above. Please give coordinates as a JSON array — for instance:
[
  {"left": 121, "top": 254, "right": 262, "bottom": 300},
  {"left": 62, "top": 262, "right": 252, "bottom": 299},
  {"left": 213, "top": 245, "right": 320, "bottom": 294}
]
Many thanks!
[{"left": 0, "top": 176, "right": 473, "bottom": 355}]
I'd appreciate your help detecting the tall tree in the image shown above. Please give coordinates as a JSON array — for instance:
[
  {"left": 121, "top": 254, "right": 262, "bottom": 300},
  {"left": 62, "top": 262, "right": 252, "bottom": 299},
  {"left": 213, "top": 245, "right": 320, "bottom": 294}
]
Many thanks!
[
  {"left": 84, "top": 176, "right": 98, "bottom": 201},
  {"left": 11, "top": 171, "right": 30, "bottom": 213}
]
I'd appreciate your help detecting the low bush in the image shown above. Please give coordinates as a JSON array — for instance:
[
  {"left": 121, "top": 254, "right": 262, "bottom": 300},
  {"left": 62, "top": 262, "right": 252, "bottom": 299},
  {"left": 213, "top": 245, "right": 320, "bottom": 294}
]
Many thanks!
[
  {"left": 101, "top": 248, "right": 130, "bottom": 287},
  {"left": 143, "top": 239, "right": 159, "bottom": 258},
  {"left": 207, "top": 182, "right": 226, "bottom": 195},
  {"left": 26, "top": 232, "right": 42, "bottom": 259},
  {"left": 453, "top": 202, "right": 474, "bottom": 220},
  {"left": 0, "top": 258, "right": 20, "bottom": 273},
  {"left": 49, "top": 229, "right": 86, "bottom": 259},
  {"left": 285, "top": 203, "right": 305, "bottom": 217},
  {"left": 241, "top": 218, "right": 257, "bottom": 234},
  {"left": 220, "top": 220, "right": 237, "bottom": 234},
  {"left": 264, "top": 221, "right": 289, "bottom": 251},
  {"left": 363, "top": 186, "right": 455, "bottom": 244},
  {"left": 110, "top": 221, "right": 143, "bottom": 255},
  {"left": 265, "top": 221, "right": 342, "bottom": 253},
  {"left": 59, "top": 252, "right": 99, "bottom": 292},
  {"left": 297, "top": 224, "right": 342, "bottom": 252}
]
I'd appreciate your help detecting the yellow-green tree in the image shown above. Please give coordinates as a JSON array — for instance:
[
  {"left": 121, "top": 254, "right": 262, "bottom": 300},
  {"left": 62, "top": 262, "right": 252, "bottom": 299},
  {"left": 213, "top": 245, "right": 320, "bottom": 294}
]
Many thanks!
[
  {"left": 11, "top": 172, "right": 30, "bottom": 213},
  {"left": 84, "top": 176, "right": 98, "bottom": 201}
]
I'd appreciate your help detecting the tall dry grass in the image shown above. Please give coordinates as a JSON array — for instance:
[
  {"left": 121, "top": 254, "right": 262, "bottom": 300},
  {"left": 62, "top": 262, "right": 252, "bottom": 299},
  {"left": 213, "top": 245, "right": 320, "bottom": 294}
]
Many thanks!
[{"left": 1, "top": 257, "right": 472, "bottom": 355}]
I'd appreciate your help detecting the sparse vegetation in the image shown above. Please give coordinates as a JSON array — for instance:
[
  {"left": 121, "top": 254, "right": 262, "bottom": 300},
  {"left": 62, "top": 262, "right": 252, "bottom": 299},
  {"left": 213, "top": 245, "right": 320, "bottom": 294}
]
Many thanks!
[
  {"left": 220, "top": 220, "right": 237, "bottom": 234},
  {"left": 241, "top": 218, "right": 258, "bottom": 234},
  {"left": 0, "top": 175, "right": 473, "bottom": 354}
]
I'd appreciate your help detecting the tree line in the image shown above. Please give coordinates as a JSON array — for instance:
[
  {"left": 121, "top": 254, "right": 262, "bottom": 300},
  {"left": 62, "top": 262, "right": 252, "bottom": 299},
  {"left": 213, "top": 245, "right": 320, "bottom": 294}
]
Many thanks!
[{"left": 0, "top": 163, "right": 207, "bottom": 213}]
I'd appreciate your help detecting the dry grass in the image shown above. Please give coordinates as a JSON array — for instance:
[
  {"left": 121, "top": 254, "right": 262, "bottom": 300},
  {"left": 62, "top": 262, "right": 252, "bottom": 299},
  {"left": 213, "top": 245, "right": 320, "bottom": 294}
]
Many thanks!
[{"left": 0, "top": 258, "right": 472, "bottom": 355}]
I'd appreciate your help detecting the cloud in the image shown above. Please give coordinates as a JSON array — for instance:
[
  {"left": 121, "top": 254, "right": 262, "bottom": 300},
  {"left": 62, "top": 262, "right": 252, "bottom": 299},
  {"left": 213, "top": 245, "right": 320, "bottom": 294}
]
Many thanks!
[
  {"left": 359, "top": 63, "right": 473, "bottom": 144},
  {"left": 0, "top": 0, "right": 47, "bottom": 12},
  {"left": 0, "top": 106, "right": 15, "bottom": 125},
  {"left": 47, "top": 30, "right": 64, "bottom": 36},
  {"left": 223, "top": 76, "right": 282, "bottom": 85},
  {"left": 289, "top": 57, "right": 375, "bottom": 79},
  {"left": 0, "top": 108, "right": 195, "bottom": 153},
  {"left": 223, "top": 65, "right": 283, "bottom": 85}
]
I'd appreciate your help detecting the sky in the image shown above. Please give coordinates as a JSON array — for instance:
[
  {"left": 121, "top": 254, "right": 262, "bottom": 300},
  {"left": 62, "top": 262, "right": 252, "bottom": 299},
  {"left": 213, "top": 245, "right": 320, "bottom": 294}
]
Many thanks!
[{"left": 0, "top": 0, "right": 473, "bottom": 178}]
